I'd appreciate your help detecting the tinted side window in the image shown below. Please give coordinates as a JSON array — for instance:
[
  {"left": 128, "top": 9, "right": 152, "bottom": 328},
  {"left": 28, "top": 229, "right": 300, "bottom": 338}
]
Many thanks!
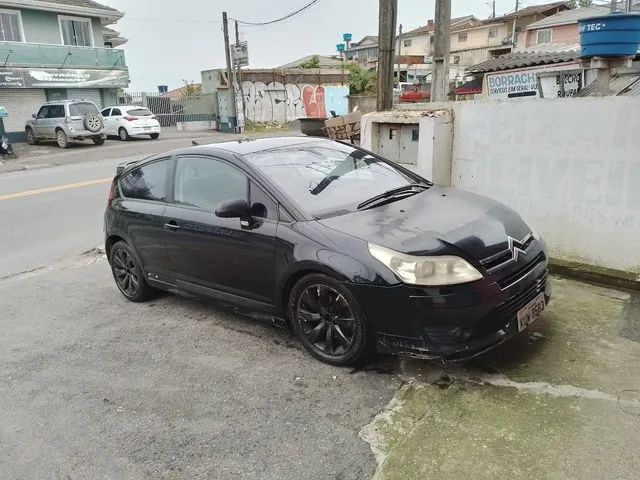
[
  {"left": 112, "top": 108, "right": 122, "bottom": 116},
  {"left": 120, "top": 159, "right": 170, "bottom": 202},
  {"left": 101, "top": 108, "right": 111, "bottom": 117},
  {"left": 174, "top": 156, "right": 247, "bottom": 211},
  {"left": 250, "top": 181, "right": 277, "bottom": 220},
  {"left": 46, "top": 105, "right": 65, "bottom": 118},
  {"left": 36, "top": 106, "right": 48, "bottom": 119}
]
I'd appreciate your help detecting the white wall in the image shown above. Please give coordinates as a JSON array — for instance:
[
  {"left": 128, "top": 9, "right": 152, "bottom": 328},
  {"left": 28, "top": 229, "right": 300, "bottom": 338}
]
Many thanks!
[{"left": 452, "top": 98, "right": 640, "bottom": 274}]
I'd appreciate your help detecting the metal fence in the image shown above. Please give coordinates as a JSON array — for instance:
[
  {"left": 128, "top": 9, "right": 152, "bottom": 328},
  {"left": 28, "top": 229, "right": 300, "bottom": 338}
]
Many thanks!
[{"left": 117, "top": 91, "right": 217, "bottom": 128}]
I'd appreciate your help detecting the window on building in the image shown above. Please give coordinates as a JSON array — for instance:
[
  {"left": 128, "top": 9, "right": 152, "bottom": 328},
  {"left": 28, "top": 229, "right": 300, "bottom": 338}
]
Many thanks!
[
  {"left": 403, "top": 39, "right": 412, "bottom": 47},
  {"left": 458, "top": 32, "right": 468, "bottom": 42},
  {"left": 488, "top": 27, "right": 499, "bottom": 39},
  {"left": 0, "top": 9, "right": 23, "bottom": 42},
  {"left": 120, "top": 159, "right": 171, "bottom": 202},
  {"left": 59, "top": 16, "right": 93, "bottom": 47},
  {"left": 537, "top": 29, "right": 552, "bottom": 44}
]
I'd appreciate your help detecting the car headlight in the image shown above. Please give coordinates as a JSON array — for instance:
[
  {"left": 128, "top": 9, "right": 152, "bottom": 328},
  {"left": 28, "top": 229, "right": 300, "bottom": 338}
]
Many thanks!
[{"left": 368, "top": 243, "right": 483, "bottom": 286}]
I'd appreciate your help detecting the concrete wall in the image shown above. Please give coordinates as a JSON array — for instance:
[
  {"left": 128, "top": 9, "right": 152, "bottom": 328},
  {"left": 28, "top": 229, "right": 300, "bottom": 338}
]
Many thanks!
[
  {"left": 396, "top": 33, "right": 430, "bottom": 56},
  {"left": 20, "top": 9, "right": 104, "bottom": 46}
]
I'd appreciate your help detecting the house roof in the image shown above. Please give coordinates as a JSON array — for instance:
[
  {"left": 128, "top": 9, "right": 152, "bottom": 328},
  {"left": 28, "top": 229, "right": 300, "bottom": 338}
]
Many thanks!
[
  {"left": 347, "top": 36, "right": 378, "bottom": 49},
  {"left": 278, "top": 55, "right": 344, "bottom": 69},
  {"left": 403, "top": 15, "right": 479, "bottom": 37},
  {"left": 4, "top": 0, "right": 123, "bottom": 17},
  {"left": 526, "top": 5, "right": 609, "bottom": 30},
  {"left": 467, "top": 49, "right": 579, "bottom": 73},
  {"left": 577, "top": 69, "right": 640, "bottom": 97},
  {"left": 499, "top": 2, "right": 570, "bottom": 20}
]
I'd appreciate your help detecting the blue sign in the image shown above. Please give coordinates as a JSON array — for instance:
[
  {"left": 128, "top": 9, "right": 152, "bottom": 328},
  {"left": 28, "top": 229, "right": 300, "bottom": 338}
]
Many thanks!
[
  {"left": 343, "top": 33, "right": 352, "bottom": 42},
  {"left": 336, "top": 43, "right": 345, "bottom": 52}
]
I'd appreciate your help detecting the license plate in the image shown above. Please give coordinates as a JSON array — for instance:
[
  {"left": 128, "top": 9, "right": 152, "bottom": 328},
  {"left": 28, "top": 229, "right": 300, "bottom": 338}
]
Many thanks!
[
  {"left": 517, "top": 293, "right": 546, "bottom": 332},
  {"left": 143, "top": 126, "right": 151, "bottom": 130}
]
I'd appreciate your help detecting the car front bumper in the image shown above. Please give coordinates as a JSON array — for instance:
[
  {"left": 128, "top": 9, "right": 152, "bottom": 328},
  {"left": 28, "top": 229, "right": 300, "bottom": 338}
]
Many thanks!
[{"left": 345, "top": 258, "right": 551, "bottom": 361}]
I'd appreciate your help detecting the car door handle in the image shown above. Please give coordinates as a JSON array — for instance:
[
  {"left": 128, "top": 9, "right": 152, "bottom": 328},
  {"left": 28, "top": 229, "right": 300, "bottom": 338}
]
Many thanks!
[{"left": 164, "top": 222, "right": 181, "bottom": 231}]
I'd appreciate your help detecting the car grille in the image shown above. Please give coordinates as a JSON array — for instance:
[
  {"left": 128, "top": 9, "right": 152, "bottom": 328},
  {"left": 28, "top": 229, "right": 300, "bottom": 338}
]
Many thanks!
[
  {"left": 496, "top": 252, "right": 546, "bottom": 290},
  {"left": 423, "top": 270, "right": 548, "bottom": 344}
]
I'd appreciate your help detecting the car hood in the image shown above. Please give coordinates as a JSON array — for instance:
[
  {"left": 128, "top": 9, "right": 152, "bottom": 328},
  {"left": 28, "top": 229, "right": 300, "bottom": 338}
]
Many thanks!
[{"left": 317, "top": 186, "right": 531, "bottom": 261}]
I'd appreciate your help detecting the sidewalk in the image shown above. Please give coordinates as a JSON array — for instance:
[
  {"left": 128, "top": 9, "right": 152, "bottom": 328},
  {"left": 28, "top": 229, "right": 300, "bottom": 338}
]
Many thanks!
[{"left": 0, "top": 125, "right": 300, "bottom": 173}]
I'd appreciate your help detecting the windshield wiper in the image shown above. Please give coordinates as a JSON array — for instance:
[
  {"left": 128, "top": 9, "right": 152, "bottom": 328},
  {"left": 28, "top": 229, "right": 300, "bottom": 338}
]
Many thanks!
[{"left": 357, "top": 183, "right": 430, "bottom": 210}]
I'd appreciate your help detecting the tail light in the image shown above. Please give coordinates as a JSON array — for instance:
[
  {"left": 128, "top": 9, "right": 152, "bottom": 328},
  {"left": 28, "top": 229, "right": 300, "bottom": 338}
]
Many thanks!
[
  {"left": 151, "top": 115, "right": 157, "bottom": 120},
  {"left": 124, "top": 115, "right": 138, "bottom": 121},
  {"left": 106, "top": 178, "right": 118, "bottom": 211}
]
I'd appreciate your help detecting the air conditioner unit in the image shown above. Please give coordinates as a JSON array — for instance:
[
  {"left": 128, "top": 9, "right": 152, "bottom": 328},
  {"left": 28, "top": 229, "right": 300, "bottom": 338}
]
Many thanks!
[{"left": 452, "top": 56, "right": 460, "bottom": 64}]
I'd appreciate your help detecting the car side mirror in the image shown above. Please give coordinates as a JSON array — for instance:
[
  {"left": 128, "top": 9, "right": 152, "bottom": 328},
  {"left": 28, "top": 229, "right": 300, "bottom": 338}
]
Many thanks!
[
  {"left": 215, "top": 199, "right": 252, "bottom": 227},
  {"left": 32, "top": 114, "right": 36, "bottom": 119}
]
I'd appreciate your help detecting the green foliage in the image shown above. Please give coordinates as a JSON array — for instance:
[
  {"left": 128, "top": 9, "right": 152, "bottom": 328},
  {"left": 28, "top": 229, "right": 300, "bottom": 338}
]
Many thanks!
[
  {"left": 567, "top": 0, "right": 593, "bottom": 7},
  {"left": 299, "top": 55, "right": 321, "bottom": 69},
  {"left": 182, "top": 80, "right": 202, "bottom": 96},
  {"left": 348, "top": 66, "right": 377, "bottom": 94}
]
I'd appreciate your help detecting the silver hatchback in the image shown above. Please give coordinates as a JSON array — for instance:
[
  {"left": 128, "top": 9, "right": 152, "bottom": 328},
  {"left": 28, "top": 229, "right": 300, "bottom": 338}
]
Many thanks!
[{"left": 25, "top": 100, "right": 107, "bottom": 148}]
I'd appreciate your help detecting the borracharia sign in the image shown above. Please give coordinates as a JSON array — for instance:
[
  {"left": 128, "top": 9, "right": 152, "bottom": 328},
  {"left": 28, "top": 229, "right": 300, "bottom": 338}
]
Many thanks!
[{"left": 0, "top": 68, "right": 129, "bottom": 88}]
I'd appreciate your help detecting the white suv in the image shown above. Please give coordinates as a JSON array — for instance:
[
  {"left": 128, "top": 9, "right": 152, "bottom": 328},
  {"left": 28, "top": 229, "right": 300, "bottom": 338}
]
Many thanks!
[
  {"left": 101, "top": 105, "right": 161, "bottom": 141},
  {"left": 25, "top": 100, "right": 106, "bottom": 149}
]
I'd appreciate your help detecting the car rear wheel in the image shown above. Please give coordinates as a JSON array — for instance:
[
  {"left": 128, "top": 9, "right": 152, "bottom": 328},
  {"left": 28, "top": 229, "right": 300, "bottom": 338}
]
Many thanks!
[
  {"left": 93, "top": 136, "right": 105, "bottom": 145},
  {"left": 288, "top": 274, "right": 369, "bottom": 366},
  {"left": 56, "top": 129, "right": 69, "bottom": 149},
  {"left": 109, "top": 241, "right": 155, "bottom": 302},
  {"left": 119, "top": 127, "right": 130, "bottom": 141},
  {"left": 25, "top": 127, "right": 37, "bottom": 145},
  {"left": 150, "top": 133, "right": 160, "bottom": 140}
]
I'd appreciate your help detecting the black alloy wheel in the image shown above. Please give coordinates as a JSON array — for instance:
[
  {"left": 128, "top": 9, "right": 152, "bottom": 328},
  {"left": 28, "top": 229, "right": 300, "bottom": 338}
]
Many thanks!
[
  {"left": 109, "top": 241, "right": 154, "bottom": 302},
  {"left": 289, "top": 274, "right": 368, "bottom": 366}
]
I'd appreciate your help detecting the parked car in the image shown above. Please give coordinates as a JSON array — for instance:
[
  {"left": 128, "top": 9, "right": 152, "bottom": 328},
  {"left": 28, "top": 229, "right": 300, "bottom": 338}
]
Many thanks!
[
  {"left": 101, "top": 105, "right": 161, "bottom": 141},
  {"left": 104, "top": 137, "right": 550, "bottom": 366},
  {"left": 400, "top": 83, "right": 430, "bottom": 103},
  {"left": 25, "top": 100, "right": 106, "bottom": 148}
]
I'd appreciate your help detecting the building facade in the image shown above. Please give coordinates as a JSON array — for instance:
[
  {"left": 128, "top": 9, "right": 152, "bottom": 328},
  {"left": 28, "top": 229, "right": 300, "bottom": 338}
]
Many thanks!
[
  {"left": 344, "top": 36, "right": 378, "bottom": 69},
  {"left": 0, "top": 0, "right": 129, "bottom": 141}
]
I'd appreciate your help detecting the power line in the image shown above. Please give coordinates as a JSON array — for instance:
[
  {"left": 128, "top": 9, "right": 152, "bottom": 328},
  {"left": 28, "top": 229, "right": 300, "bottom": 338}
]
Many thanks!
[{"left": 231, "top": 0, "right": 321, "bottom": 26}]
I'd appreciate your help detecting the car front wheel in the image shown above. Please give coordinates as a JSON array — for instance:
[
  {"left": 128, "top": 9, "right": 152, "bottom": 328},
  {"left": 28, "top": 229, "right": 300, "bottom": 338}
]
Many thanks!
[
  {"left": 26, "top": 127, "right": 37, "bottom": 145},
  {"left": 109, "top": 241, "right": 155, "bottom": 302},
  {"left": 119, "top": 127, "right": 130, "bottom": 141},
  {"left": 288, "top": 274, "right": 369, "bottom": 366}
]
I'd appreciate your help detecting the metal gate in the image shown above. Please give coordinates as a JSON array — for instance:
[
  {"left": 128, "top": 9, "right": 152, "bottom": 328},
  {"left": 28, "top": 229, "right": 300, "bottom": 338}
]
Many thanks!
[{"left": 118, "top": 91, "right": 217, "bottom": 128}]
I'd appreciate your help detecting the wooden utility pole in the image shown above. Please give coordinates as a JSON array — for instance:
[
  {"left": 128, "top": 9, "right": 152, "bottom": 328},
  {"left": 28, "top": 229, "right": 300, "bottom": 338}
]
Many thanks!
[
  {"left": 626, "top": 0, "right": 632, "bottom": 12},
  {"left": 491, "top": 0, "right": 496, "bottom": 18},
  {"left": 222, "top": 11, "right": 236, "bottom": 131},
  {"left": 396, "top": 24, "right": 403, "bottom": 87},
  {"left": 611, "top": 0, "right": 617, "bottom": 12},
  {"left": 431, "top": 0, "right": 451, "bottom": 102},
  {"left": 377, "top": 0, "right": 398, "bottom": 111}
]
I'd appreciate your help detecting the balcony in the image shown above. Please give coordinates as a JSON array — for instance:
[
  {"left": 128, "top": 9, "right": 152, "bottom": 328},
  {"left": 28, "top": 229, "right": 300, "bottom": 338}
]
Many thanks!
[{"left": 0, "top": 42, "right": 127, "bottom": 70}]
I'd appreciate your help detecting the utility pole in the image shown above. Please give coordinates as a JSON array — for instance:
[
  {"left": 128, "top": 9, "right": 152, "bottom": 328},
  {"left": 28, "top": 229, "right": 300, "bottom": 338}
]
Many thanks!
[
  {"left": 626, "top": 0, "right": 632, "bottom": 12},
  {"left": 376, "top": 0, "right": 398, "bottom": 111},
  {"left": 222, "top": 11, "right": 236, "bottom": 132},
  {"left": 611, "top": 0, "right": 617, "bottom": 12},
  {"left": 234, "top": 20, "right": 245, "bottom": 132},
  {"left": 431, "top": 0, "right": 451, "bottom": 102},
  {"left": 491, "top": 0, "right": 496, "bottom": 19},
  {"left": 511, "top": 0, "right": 519, "bottom": 49},
  {"left": 515, "top": 0, "right": 519, "bottom": 11},
  {"left": 396, "top": 24, "right": 403, "bottom": 87}
]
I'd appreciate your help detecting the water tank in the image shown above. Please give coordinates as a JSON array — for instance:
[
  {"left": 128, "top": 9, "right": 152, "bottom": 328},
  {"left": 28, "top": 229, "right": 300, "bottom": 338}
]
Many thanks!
[{"left": 579, "top": 12, "right": 640, "bottom": 58}]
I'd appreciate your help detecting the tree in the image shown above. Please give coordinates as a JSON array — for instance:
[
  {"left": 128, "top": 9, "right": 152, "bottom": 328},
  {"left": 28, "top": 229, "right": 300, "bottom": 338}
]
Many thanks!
[
  {"left": 299, "top": 55, "right": 321, "bottom": 69},
  {"left": 567, "top": 0, "right": 593, "bottom": 7},
  {"left": 182, "top": 80, "right": 202, "bottom": 96},
  {"left": 349, "top": 66, "right": 377, "bottom": 94}
]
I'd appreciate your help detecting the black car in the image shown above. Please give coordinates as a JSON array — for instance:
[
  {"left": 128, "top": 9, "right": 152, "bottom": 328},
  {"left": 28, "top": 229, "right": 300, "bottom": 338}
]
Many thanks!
[{"left": 105, "top": 137, "right": 550, "bottom": 366}]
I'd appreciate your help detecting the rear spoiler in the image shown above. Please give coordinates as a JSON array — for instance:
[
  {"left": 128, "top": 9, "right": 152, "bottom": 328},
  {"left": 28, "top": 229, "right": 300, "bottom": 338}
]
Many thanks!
[{"left": 116, "top": 160, "right": 140, "bottom": 175}]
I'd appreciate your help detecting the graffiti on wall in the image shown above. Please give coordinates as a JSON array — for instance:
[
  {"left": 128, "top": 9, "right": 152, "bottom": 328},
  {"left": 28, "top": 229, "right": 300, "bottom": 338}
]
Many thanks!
[{"left": 241, "top": 81, "right": 348, "bottom": 123}]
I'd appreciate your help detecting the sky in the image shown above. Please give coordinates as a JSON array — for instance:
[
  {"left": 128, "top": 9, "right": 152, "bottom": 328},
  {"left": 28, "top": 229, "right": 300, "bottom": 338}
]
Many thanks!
[{"left": 103, "top": 0, "right": 554, "bottom": 91}]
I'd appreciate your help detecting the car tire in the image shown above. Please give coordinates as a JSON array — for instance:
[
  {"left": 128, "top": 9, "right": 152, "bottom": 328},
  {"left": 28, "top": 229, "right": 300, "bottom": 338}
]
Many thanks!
[
  {"left": 288, "top": 273, "right": 369, "bottom": 366},
  {"left": 93, "top": 136, "right": 105, "bottom": 145},
  {"left": 150, "top": 133, "right": 160, "bottom": 140},
  {"left": 25, "top": 127, "right": 37, "bottom": 145},
  {"left": 84, "top": 114, "right": 103, "bottom": 133},
  {"left": 56, "top": 129, "right": 69, "bottom": 149},
  {"left": 119, "top": 127, "right": 130, "bottom": 141},
  {"left": 109, "top": 241, "right": 156, "bottom": 302}
]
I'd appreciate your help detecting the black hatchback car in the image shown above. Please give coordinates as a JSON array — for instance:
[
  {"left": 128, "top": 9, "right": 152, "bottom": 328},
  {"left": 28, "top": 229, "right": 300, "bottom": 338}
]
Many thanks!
[{"left": 105, "top": 137, "right": 550, "bottom": 366}]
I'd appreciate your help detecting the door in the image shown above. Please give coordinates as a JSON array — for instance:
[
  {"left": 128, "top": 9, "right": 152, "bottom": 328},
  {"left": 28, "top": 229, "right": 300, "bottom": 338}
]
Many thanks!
[
  {"left": 44, "top": 104, "right": 65, "bottom": 137},
  {"left": 163, "top": 155, "right": 277, "bottom": 304},
  {"left": 109, "top": 107, "right": 123, "bottom": 136},
  {"left": 116, "top": 157, "right": 173, "bottom": 277},
  {"left": 33, "top": 106, "right": 49, "bottom": 137}
]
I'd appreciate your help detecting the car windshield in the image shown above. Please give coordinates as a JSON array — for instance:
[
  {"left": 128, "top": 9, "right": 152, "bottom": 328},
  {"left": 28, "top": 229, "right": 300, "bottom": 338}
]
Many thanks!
[
  {"left": 245, "top": 142, "right": 426, "bottom": 218},
  {"left": 127, "top": 108, "right": 153, "bottom": 116},
  {"left": 69, "top": 102, "right": 99, "bottom": 116}
]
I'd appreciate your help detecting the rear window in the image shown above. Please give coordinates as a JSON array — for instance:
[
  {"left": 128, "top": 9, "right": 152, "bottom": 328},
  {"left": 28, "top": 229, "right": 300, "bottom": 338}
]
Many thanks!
[
  {"left": 69, "top": 102, "right": 100, "bottom": 116},
  {"left": 120, "top": 159, "right": 170, "bottom": 202},
  {"left": 127, "top": 108, "right": 153, "bottom": 117}
]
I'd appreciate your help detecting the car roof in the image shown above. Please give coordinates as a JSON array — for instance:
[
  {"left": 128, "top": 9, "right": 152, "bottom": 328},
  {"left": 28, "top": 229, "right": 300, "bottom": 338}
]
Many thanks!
[
  {"left": 44, "top": 99, "right": 97, "bottom": 105},
  {"left": 171, "top": 136, "right": 336, "bottom": 157},
  {"left": 102, "top": 105, "right": 146, "bottom": 110}
]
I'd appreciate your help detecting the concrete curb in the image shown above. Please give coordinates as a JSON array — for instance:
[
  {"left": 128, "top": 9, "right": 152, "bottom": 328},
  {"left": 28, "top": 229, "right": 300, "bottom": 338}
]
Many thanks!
[{"left": 549, "top": 257, "right": 640, "bottom": 292}]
